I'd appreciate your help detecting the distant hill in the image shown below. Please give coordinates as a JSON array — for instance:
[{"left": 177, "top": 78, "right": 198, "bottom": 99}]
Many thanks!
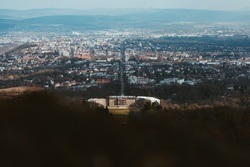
[
  {"left": 21, "top": 15, "right": 129, "bottom": 30},
  {"left": 126, "top": 9, "right": 249, "bottom": 22},
  {"left": 0, "top": 8, "right": 85, "bottom": 19},
  {"left": 0, "top": 8, "right": 249, "bottom": 32},
  {"left": 0, "top": 8, "right": 147, "bottom": 19},
  {"left": 0, "top": 18, "right": 16, "bottom": 31}
]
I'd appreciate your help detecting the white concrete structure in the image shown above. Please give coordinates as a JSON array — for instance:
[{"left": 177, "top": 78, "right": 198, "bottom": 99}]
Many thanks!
[
  {"left": 88, "top": 98, "right": 107, "bottom": 107},
  {"left": 136, "top": 96, "right": 160, "bottom": 104}
]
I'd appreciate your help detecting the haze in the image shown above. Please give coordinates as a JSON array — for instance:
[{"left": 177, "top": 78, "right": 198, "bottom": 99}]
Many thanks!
[{"left": 0, "top": 0, "right": 249, "bottom": 11}]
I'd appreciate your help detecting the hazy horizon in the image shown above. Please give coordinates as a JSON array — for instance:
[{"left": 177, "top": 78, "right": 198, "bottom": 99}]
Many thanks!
[{"left": 0, "top": 0, "right": 249, "bottom": 11}]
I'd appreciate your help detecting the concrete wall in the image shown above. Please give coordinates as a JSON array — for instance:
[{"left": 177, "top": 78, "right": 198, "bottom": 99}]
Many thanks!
[{"left": 88, "top": 98, "right": 107, "bottom": 107}]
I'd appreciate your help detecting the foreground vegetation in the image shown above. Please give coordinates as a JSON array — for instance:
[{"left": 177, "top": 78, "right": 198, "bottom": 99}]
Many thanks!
[{"left": 0, "top": 91, "right": 250, "bottom": 167}]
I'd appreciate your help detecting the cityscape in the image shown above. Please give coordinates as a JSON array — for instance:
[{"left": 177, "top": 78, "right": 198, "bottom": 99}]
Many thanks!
[
  {"left": 1, "top": 28, "right": 250, "bottom": 102},
  {"left": 1, "top": 1, "right": 250, "bottom": 167}
]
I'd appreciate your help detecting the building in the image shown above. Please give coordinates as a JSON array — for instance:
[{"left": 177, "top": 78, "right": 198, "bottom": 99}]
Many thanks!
[
  {"left": 108, "top": 96, "right": 136, "bottom": 107},
  {"left": 81, "top": 53, "right": 91, "bottom": 60},
  {"left": 95, "top": 78, "right": 110, "bottom": 85}
]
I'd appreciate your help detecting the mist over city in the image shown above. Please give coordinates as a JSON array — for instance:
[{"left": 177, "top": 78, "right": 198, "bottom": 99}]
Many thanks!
[{"left": 1, "top": 1, "right": 250, "bottom": 167}]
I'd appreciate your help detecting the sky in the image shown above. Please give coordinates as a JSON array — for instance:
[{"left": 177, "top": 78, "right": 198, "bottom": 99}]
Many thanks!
[{"left": 0, "top": 0, "right": 249, "bottom": 11}]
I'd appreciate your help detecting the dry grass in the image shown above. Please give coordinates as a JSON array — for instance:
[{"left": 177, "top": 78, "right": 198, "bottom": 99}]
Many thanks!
[
  {"left": 108, "top": 107, "right": 130, "bottom": 123},
  {"left": 0, "top": 86, "right": 44, "bottom": 97},
  {"left": 108, "top": 107, "right": 130, "bottom": 115}
]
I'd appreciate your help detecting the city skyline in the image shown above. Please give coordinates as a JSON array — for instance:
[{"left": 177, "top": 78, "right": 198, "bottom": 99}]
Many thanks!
[{"left": 0, "top": 0, "right": 249, "bottom": 11}]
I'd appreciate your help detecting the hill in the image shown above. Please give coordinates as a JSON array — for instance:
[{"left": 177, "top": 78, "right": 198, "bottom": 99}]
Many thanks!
[
  {"left": 0, "top": 92, "right": 250, "bottom": 167},
  {"left": 0, "top": 9, "right": 249, "bottom": 32}
]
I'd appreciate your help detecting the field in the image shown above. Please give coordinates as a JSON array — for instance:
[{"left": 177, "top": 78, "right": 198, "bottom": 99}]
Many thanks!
[
  {"left": 108, "top": 106, "right": 130, "bottom": 122},
  {"left": 0, "top": 86, "right": 44, "bottom": 99},
  {"left": 0, "top": 86, "right": 44, "bottom": 93}
]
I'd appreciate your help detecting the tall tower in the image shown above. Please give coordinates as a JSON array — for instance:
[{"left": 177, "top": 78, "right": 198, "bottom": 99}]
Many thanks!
[
  {"left": 70, "top": 47, "right": 74, "bottom": 58},
  {"left": 89, "top": 48, "right": 95, "bottom": 62}
]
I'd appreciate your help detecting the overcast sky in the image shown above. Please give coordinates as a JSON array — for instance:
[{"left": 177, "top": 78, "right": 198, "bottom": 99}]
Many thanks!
[{"left": 0, "top": 0, "right": 249, "bottom": 10}]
